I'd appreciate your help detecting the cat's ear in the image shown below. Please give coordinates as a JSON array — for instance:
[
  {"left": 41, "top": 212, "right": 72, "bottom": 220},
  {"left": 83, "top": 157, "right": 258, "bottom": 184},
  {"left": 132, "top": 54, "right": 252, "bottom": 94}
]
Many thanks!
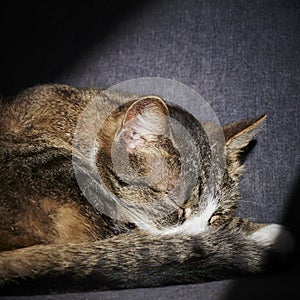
[
  {"left": 118, "top": 96, "right": 171, "bottom": 151},
  {"left": 224, "top": 114, "right": 266, "bottom": 153}
]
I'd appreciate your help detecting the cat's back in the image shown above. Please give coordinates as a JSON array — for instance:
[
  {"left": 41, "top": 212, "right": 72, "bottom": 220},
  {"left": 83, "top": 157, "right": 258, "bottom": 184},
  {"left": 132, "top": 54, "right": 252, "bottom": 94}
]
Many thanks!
[
  {"left": 0, "top": 84, "right": 101, "bottom": 142},
  {"left": 0, "top": 84, "right": 112, "bottom": 196},
  {"left": 0, "top": 85, "right": 116, "bottom": 250},
  {"left": 0, "top": 84, "right": 89, "bottom": 196}
]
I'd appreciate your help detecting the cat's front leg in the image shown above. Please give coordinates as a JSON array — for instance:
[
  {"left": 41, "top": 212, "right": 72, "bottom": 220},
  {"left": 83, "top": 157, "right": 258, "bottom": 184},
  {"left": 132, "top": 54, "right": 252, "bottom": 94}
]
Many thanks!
[
  {"left": 226, "top": 217, "right": 295, "bottom": 256},
  {"left": 249, "top": 223, "right": 295, "bottom": 255}
]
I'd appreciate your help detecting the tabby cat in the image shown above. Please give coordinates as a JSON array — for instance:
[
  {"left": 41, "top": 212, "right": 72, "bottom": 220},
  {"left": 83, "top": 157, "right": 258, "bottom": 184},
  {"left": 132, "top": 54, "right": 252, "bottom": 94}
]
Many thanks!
[{"left": 0, "top": 84, "right": 293, "bottom": 294}]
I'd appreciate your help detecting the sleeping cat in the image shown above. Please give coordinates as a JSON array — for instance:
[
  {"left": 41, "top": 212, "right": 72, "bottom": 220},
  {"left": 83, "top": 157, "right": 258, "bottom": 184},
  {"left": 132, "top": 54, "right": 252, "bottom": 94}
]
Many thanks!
[{"left": 0, "top": 84, "right": 294, "bottom": 294}]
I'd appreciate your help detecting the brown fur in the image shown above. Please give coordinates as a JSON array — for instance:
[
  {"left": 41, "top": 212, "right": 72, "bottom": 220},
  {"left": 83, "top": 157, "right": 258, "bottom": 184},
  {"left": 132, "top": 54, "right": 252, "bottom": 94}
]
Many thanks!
[{"left": 0, "top": 84, "right": 292, "bottom": 294}]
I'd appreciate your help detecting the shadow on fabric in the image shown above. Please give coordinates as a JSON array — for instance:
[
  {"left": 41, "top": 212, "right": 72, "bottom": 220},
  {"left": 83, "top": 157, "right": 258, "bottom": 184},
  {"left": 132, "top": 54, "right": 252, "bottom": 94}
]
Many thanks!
[
  {"left": 0, "top": 1, "right": 149, "bottom": 98},
  {"left": 224, "top": 170, "right": 300, "bottom": 300}
]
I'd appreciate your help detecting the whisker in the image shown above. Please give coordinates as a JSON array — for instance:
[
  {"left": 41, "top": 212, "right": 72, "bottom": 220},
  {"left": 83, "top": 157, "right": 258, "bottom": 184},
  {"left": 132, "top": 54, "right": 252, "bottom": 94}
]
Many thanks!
[{"left": 238, "top": 199, "right": 267, "bottom": 207}]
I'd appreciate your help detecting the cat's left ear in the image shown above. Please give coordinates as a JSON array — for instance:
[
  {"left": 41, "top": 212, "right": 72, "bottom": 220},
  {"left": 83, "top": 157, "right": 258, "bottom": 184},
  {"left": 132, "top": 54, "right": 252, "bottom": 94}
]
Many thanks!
[
  {"left": 223, "top": 114, "right": 266, "bottom": 153},
  {"left": 118, "top": 96, "right": 171, "bottom": 151}
]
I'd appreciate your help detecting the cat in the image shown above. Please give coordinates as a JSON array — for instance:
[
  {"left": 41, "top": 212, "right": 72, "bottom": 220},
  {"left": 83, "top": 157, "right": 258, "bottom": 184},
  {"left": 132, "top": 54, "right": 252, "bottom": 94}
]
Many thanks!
[{"left": 0, "top": 84, "right": 294, "bottom": 294}]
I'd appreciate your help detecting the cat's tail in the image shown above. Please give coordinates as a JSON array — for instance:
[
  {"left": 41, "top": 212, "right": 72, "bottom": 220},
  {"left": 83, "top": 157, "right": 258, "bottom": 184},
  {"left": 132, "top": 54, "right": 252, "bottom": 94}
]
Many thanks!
[{"left": 0, "top": 228, "right": 291, "bottom": 292}]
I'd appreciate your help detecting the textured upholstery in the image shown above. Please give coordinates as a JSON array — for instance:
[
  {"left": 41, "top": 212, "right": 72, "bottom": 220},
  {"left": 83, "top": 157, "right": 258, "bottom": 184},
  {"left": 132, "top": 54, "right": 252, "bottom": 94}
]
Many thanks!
[{"left": 1, "top": 1, "right": 299, "bottom": 299}]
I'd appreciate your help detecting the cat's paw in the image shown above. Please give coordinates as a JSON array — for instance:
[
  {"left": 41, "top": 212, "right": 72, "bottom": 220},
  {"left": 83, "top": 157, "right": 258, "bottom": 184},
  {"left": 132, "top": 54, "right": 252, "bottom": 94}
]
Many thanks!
[{"left": 249, "top": 224, "right": 295, "bottom": 255}]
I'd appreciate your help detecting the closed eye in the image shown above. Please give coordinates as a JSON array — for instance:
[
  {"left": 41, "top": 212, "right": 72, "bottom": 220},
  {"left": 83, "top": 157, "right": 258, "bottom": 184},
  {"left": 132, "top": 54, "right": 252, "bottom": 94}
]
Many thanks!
[{"left": 208, "top": 213, "right": 222, "bottom": 226}]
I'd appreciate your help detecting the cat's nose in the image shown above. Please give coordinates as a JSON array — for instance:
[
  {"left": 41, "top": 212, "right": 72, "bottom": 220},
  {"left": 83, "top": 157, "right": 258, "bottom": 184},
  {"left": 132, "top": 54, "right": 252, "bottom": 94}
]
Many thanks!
[
  {"left": 178, "top": 207, "right": 185, "bottom": 225},
  {"left": 177, "top": 207, "right": 192, "bottom": 224}
]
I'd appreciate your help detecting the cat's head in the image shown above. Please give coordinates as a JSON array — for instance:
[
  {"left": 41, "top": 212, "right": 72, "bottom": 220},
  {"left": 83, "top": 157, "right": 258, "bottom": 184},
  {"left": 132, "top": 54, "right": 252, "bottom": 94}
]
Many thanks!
[{"left": 96, "top": 95, "right": 266, "bottom": 233}]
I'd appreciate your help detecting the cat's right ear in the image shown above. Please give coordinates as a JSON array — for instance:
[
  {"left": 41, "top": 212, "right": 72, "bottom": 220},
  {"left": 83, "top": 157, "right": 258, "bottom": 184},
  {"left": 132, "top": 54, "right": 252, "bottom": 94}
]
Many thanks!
[
  {"left": 223, "top": 114, "right": 266, "bottom": 155},
  {"left": 117, "top": 96, "right": 171, "bottom": 152}
]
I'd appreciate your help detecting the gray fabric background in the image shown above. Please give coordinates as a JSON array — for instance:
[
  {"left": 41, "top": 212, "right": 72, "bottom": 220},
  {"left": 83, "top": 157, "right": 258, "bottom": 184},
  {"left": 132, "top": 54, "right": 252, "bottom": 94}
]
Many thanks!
[{"left": 1, "top": 0, "right": 299, "bottom": 299}]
